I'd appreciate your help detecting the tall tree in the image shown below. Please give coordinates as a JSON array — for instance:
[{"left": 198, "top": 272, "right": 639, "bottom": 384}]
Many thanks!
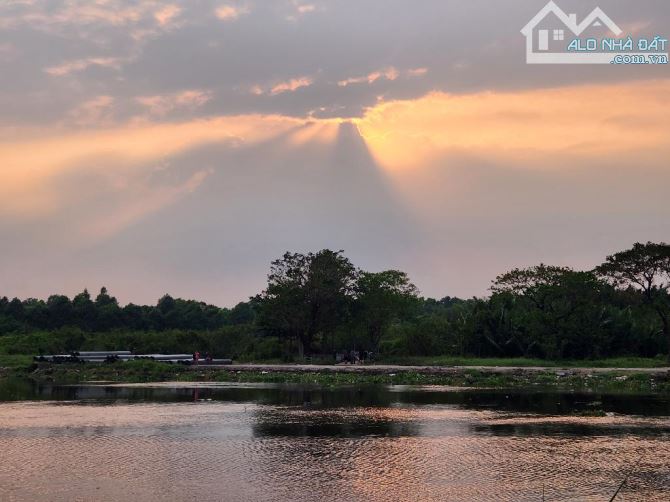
[
  {"left": 94, "top": 287, "right": 121, "bottom": 330},
  {"left": 354, "top": 270, "right": 419, "bottom": 351},
  {"left": 491, "top": 265, "right": 609, "bottom": 358},
  {"left": 256, "top": 250, "right": 357, "bottom": 357},
  {"left": 596, "top": 242, "right": 670, "bottom": 356},
  {"left": 72, "top": 289, "right": 95, "bottom": 330},
  {"left": 46, "top": 294, "right": 72, "bottom": 329},
  {"left": 491, "top": 264, "right": 572, "bottom": 302}
]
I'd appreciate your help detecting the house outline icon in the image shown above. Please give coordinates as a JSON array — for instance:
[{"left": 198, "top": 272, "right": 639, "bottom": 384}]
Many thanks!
[{"left": 521, "top": 1, "right": 623, "bottom": 64}]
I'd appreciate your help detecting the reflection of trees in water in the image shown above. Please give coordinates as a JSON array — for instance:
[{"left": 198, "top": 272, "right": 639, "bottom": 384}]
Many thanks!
[
  {"left": 250, "top": 386, "right": 422, "bottom": 438},
  {"left": 8, "top": 381, "right": 670, "bottom": 419},
  {"left": 251, "top": 406, "right": 421, "bottom": 438},
  {"left": 393, "top": 390, "right": 670, "bottom": 417},
  {"left": 0, "top": 379, "right": 100, "bottom": 402},
  {"left": 0, "top": 378, "right": 42, "bottom": 401},
  {"left": 257, "top": 386, "right": 399, "bottom": 408},
  {"left": 14, "top": 383, "right": 402, "bottom": 406},
  {"left": 246, "top": 405, "right": 427, "bottom": 502}
]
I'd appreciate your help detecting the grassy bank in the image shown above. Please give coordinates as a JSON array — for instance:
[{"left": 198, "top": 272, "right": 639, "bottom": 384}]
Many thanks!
[
  {"left": 2, "top": 354, "right": 666, "bottom": 371},
  {"left": 1, "top": 358, "right": 669, "bottom": 394},
  {"left": 376, "top": 356, "right": 669, "bottom": 368},
  {"left": 0, "top": 355, "right": 33, "bottom": 373}
]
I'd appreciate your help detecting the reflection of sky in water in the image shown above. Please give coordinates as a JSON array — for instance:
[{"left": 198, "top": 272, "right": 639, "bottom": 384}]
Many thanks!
[{"left": 0, "top": 383, "right": 669, "bottom": 501}]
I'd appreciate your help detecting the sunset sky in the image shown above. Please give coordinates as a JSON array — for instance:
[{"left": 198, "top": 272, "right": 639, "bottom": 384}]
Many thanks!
[{"left": 1, "top": 0, "right": 669, "bottom": 305}]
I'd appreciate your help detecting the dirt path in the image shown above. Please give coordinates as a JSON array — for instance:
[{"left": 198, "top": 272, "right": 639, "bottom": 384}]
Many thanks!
[{"left": 191, "top": 363, "right": 670, "bottom": 376}]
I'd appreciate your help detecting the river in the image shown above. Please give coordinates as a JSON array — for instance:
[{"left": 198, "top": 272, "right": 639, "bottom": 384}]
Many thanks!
[{"left": 0, "top": 380, "right": 669, "bottom": 501}]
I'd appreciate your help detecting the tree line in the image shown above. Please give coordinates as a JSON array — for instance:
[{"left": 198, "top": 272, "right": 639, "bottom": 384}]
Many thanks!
[{"left": 1, "top": 242, "right": 669, "bottom": 361}]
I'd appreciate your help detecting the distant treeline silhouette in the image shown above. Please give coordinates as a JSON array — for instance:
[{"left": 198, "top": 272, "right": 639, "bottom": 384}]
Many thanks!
[{"left": 1, "top": 243, "right": 669, "bottom": 361}]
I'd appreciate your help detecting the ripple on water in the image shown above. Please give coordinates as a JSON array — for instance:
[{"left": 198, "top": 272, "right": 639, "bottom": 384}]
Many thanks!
[{"left": 0, "top": 400, "right": 669, "bottom": 501}]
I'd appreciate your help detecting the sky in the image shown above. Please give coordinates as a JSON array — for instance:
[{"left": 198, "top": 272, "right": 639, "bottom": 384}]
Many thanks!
[{"left": 1, "top": 0, "right": 669, "bottom": 306}]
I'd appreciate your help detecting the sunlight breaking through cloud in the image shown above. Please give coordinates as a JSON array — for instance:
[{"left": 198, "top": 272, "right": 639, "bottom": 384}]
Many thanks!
[{"left": 357, "top": 79, "right": 670, "bottom": 171}]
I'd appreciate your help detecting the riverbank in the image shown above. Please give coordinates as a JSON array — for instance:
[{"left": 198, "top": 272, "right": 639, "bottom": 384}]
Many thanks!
[{"left": 2, "top": 359, "right": 669, "bottom": 393}]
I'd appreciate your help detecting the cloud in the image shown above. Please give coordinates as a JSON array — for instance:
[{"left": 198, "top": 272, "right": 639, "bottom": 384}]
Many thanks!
[
  {"left": 45, "top": 57, "right": 124, "bottom": 76},
  {"left": 1, "top": 119, "right": 409, "bottom": 303},
  {"left": 154, "top": 4, "right": 182, "bottom": 27},
  {"left": 245, "top": 77, "right": 314, "bottom": 97},
  {"left": 269, "top": 76, "right": 313, "bottom": 95},
  {"left": 67, "top": 95, "right": 116, "bottom": 126},
  {"left": 1, "top": 0, "right": 670, "bottom": 304},
  {"left": 296, "top": 4, "right": 316, "bottom": 14},
  {"left": 357, "top": 79, "right": 670, "bottom": 171},
  {"left": 4, "top": 92, "right": 669, "bottom": 305},
  {"left": 338, "top": 67, "right": 399, "bottom": 87},
  {"left": 286, "top": 1, "right": 317, "bottom": 21},
  {"left": 337, "top": 67, "right": 428, "bottom": 87},
  {"left": 249, "top": 85, "right": 264, "bottom": 96},
  {"left": 0, "top": 114, "right": 302, "bottom": 217},
  {"left": 136, "top": 89, "right": 212, "bottom": 116},
  {"left": 0, "top": 0, "right": 156, "bottom": 30},
  {"left": 406, "top": 68, "right": 428, "bottom": 77},
  {"left": 2, "top": 1, "right": 668, "bottom": 124},
  {"left": 215, "top": 4, "right": 249, "bottom": 21}
]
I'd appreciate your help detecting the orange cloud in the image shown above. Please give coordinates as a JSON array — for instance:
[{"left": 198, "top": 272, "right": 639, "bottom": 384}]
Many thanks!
[
  {"left": 356, "top": 79, "right": 670, "bottom": 171},
  {"left": 136, "top": 90, "right": 212, "bottom": 116},
  {"left": 215, "top": 4, "right": 249, "bottom": 21},
  {"left": 45, "top": 57, "right": 124, "bottom": 76},
  {"left": 0, "top": 1, "right": 154, "bottom": 29},
  {"left": 286, "top": 1, "right": 317, "bottom": 21},
  {"left": 4, "top": 79, "right": 668, "bottom": 240},
  {"left": 248, "top": 77, "right": 313, "bottom": 96},
  {"left": 407, "top": 67, "right": 428, "bottom": 77},
  {"left": 0, "top": 115, "right": 302, "bottom": 217},
  {"left": 269, "top": 76, "right": 313, "bottom": 95},
  {"left": 67, "top": 95, "right": 116, "bottom": 126},
  {"left": 338, "top": 67, "right": 399, "bottom": 87},
  {"left": 296, "top": 4, "right": 316, "bottom": 14},
  {"left": 154, "top": 4, "right": 181, "bottom": 27}
]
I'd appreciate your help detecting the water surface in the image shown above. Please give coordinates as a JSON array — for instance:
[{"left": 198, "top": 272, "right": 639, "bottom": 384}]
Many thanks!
[{"left": 1, "top": 380, "right": 669, "bottom": 501}]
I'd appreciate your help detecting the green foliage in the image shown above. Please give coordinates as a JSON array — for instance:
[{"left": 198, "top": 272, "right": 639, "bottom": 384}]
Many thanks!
[
  {"left": 0, "top": 287, "right": 250, "bottom": 335},
  {"left": 354, "top": 270, "right": 419, "bottom": 351},
  {"left": 1, "top": 244, "right": 670, "bottom": 362},
  {"left": 0, "top": 326, "right": 258, "bottom": 359},
  {"left": 596, "top": 241, "right": 670, "bottom": 354},
  {"left": 255, "top": 250, "right": 358, "bottom": 356},
  {"left": 489, "top": 268, "right": 614, "bottom": 358}
]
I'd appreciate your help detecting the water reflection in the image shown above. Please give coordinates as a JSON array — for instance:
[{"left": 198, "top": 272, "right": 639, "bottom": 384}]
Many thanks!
[
  {"left": 2, "top": 379, "right": 669, "bottom": 417},
  {"left": 0, "top": 380, "right": 669, "bottom": 501},
  {"left": 253, "top": 407, "right": 422, "bottom": 437}
]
